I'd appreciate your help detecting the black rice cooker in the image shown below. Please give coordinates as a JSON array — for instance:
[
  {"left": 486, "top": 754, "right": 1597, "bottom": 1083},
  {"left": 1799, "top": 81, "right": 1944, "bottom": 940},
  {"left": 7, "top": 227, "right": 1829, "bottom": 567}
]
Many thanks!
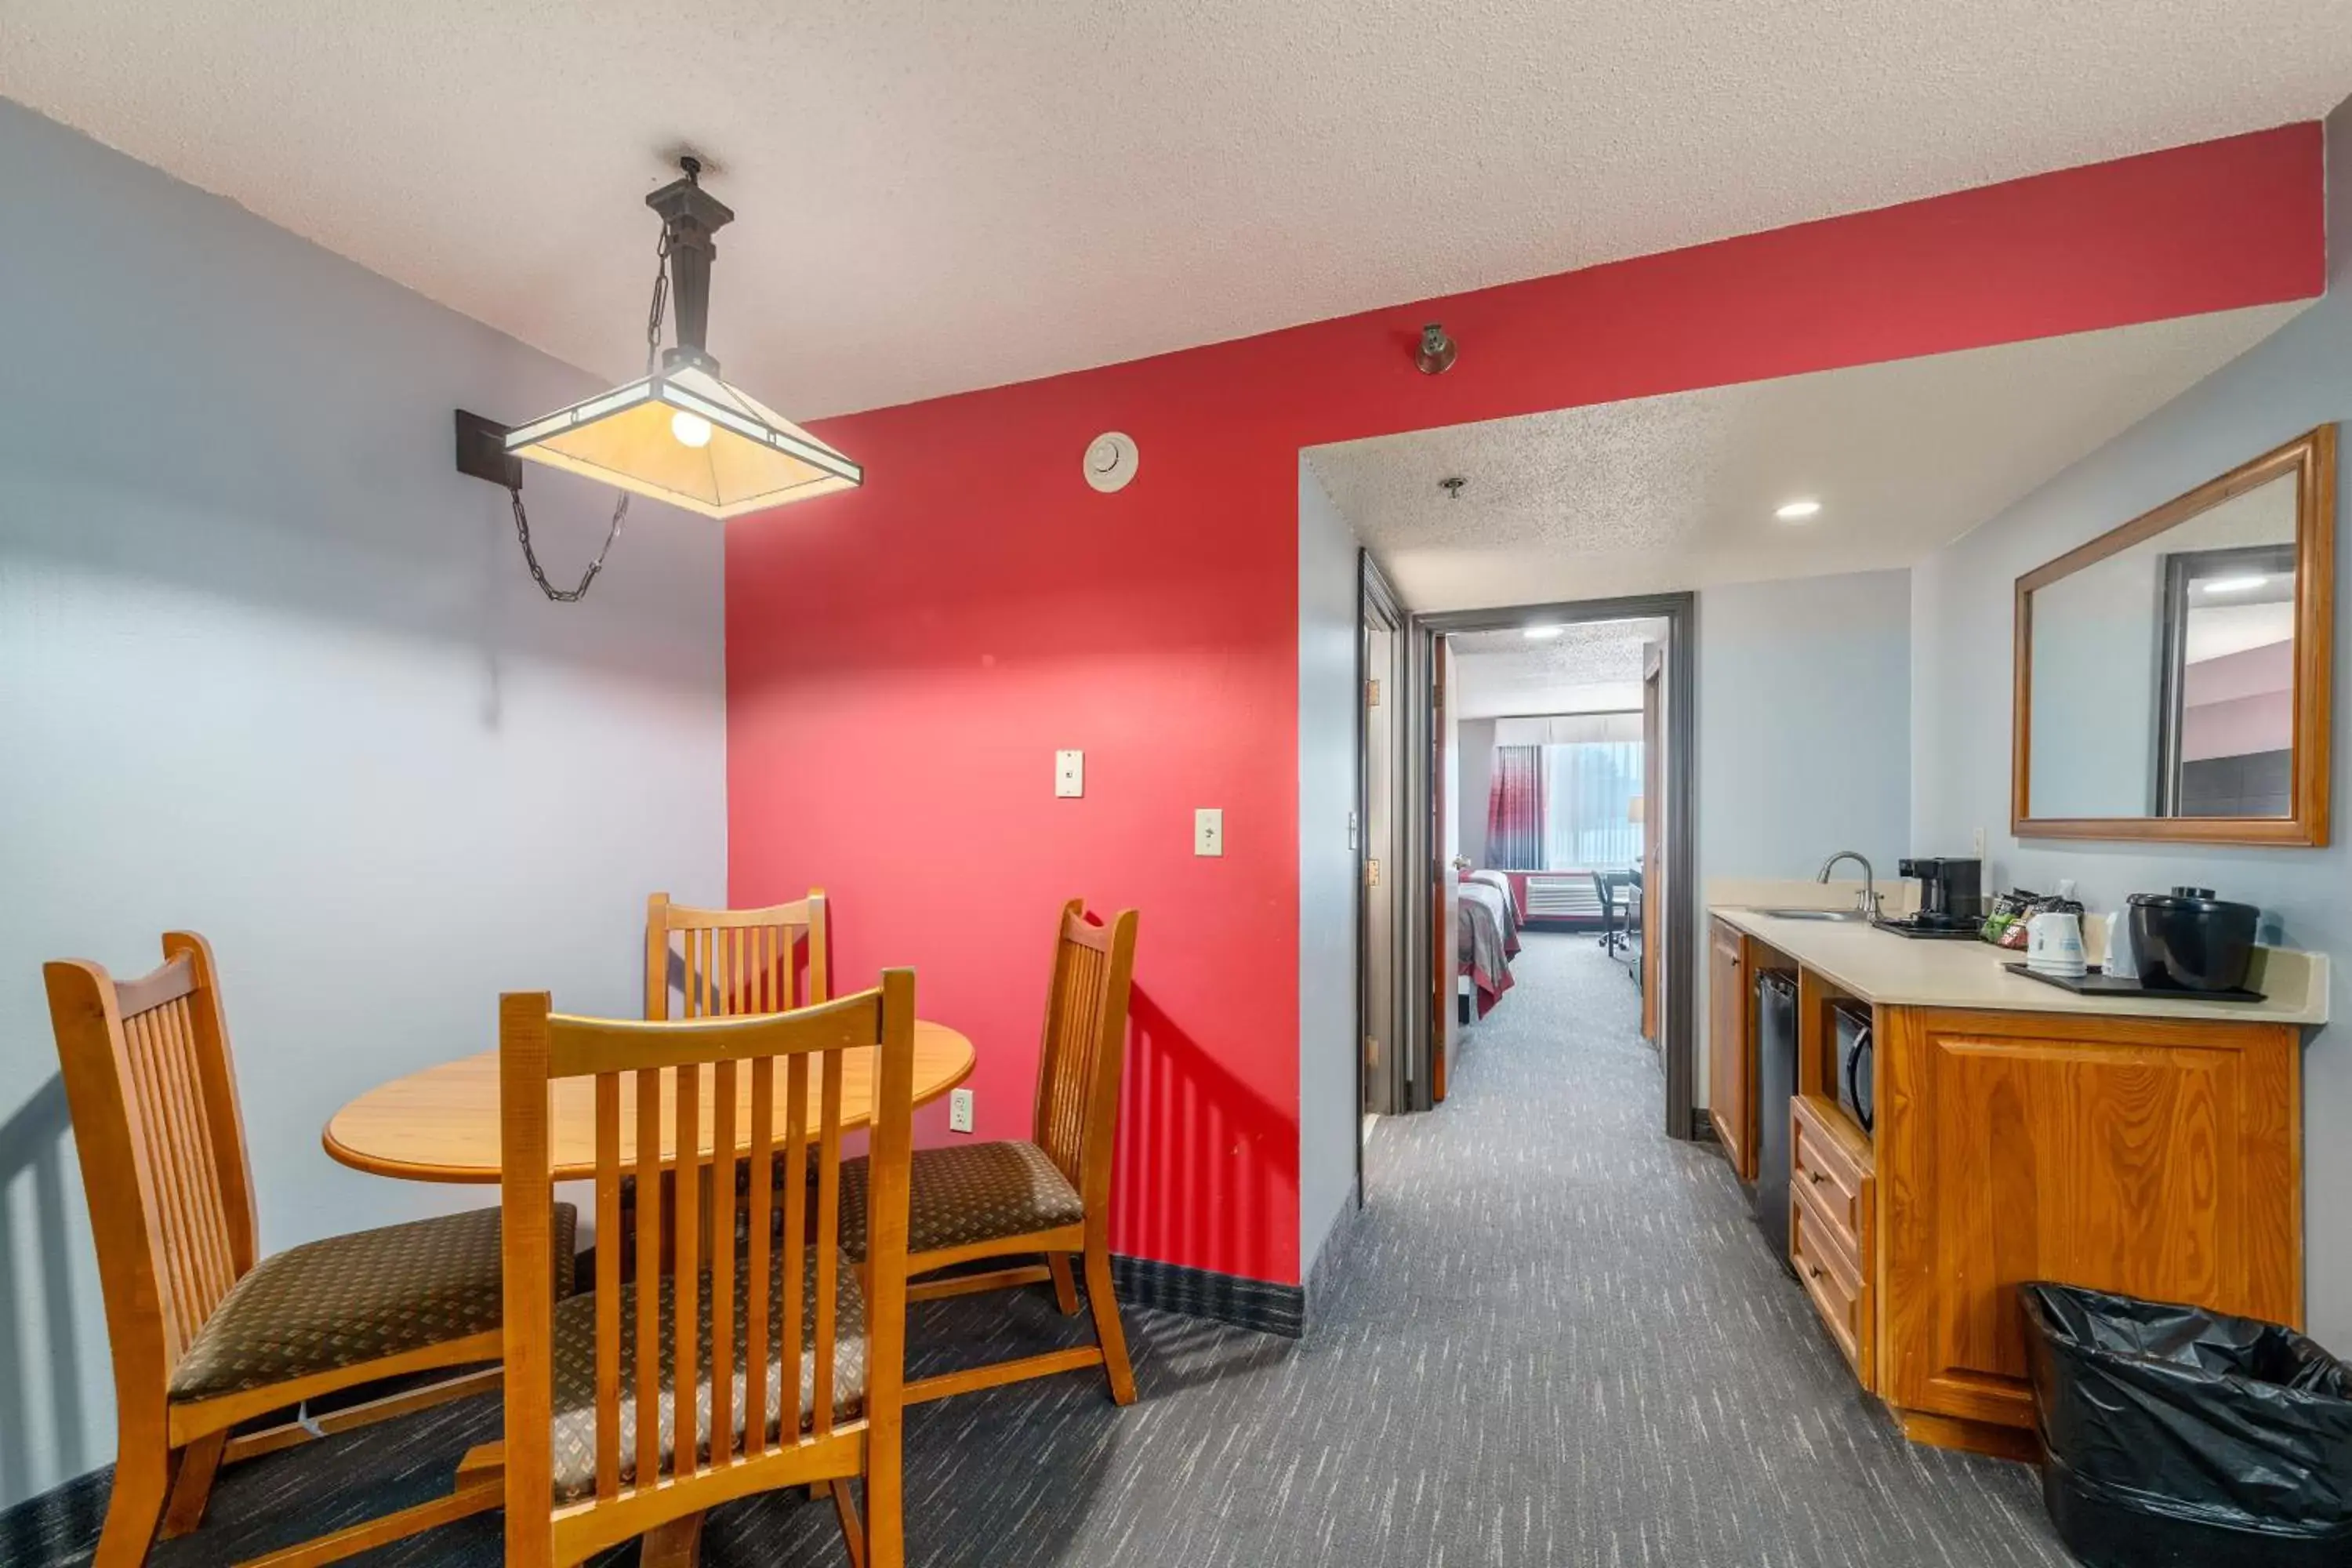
[{"left": 2127, "top": 887, "right": 2259, "bottom": 993}]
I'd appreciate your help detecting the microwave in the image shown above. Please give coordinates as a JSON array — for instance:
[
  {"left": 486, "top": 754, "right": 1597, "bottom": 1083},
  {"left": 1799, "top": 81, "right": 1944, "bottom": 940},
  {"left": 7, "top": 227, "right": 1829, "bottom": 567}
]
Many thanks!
[{"left": 1834, "top": 1000, "right": 1874, "bottom": 1134}]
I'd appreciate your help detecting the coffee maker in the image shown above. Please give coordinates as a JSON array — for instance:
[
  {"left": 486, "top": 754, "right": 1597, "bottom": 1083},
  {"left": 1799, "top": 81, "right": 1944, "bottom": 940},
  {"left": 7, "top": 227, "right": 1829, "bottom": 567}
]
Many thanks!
[{"left": 1879, "top": 856, "right": 1984, "bottom": 938}]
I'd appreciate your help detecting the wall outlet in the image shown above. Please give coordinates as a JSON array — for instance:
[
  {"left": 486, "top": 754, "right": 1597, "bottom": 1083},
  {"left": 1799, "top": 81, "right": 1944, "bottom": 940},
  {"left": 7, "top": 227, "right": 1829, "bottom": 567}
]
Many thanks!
[
  {"left": 949, "top": 1087, "right": 975, "bottom": 1134},
  {"left": 1972, "top": 826, "right": 1986, "bottom": 858},
  {"left": 1195, "top": 808, "right": 1224, "bottom": 856},
  {"left": 1054, "top": 750, "right": 1084, "bottom": 797}
]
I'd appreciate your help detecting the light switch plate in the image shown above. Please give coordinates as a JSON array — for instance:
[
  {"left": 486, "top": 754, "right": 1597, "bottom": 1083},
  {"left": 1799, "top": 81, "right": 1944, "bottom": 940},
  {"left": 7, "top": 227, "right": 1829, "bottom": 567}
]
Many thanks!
[
  {"left": 1195, "top": 808, "right": 1224, "bottom": 856},
  {"left": 949, "top": 1087, "right": 975, "bottom": 1134},
  {"left": 1055, "top": 750, "right": 1084, "bottom": 797}
]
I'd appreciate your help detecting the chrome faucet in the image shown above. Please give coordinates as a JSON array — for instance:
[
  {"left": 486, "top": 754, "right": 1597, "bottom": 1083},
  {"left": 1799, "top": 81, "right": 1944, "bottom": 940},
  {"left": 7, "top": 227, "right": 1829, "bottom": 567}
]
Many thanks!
[{"left": 1817, "top": 851, "right": 1878, "bottom": 916}]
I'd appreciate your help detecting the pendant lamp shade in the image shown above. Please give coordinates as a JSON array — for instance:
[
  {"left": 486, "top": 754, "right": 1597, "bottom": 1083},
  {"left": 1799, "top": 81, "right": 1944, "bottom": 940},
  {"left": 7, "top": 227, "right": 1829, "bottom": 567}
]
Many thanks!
[
  {"left": 485, "top": 158, "right": 860, "bottom": 524},
  {"left": 503, "top": 355, "right": 859, "bottom": 520}
]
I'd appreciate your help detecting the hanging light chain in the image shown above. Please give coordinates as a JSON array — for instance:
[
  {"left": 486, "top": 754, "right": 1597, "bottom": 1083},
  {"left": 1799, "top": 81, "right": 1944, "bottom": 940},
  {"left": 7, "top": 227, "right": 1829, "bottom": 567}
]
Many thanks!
[{"left": 508, "top": 227, "right": 673, "bottom": 602}]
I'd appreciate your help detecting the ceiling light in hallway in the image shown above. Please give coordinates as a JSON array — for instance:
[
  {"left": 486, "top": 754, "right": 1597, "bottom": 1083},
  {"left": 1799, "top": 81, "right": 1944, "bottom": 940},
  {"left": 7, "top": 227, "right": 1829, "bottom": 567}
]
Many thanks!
[{"left": 1776, "top": 499, "right": 1824, "bottom": 521}]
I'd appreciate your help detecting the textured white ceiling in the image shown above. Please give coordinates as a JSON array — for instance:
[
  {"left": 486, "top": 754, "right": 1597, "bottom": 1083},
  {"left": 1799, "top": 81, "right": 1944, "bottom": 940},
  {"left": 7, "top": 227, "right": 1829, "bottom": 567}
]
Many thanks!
[
  {"left": 2, "top": 3, "right": 2346, "bottom": 419},
  {"left": 1308, "top": 305, "right": 2303, "bottom": 610},
  {"left": 1453, "top": 620, "right": 1666, "bottom": 719}
]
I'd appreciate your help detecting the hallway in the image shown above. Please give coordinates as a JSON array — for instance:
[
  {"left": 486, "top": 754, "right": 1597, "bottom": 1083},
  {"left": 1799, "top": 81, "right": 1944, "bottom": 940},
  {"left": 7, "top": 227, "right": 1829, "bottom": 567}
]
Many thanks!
[{"left": 9, "top": 936, "right": 2070, "bottom": 1568}]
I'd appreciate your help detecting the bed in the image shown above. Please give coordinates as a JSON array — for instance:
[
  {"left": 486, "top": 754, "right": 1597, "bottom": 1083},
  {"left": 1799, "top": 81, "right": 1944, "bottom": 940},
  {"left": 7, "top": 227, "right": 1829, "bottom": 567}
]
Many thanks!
[{"left": 1458, "top": 871, "right": 1521, "bottom": 1018}]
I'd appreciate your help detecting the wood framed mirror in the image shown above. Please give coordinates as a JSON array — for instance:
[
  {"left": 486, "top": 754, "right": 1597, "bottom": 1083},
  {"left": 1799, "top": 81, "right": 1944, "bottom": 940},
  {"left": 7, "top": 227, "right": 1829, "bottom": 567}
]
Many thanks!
[{"left": 2013, "top": 424, "right": 2335, "bottom": 846}]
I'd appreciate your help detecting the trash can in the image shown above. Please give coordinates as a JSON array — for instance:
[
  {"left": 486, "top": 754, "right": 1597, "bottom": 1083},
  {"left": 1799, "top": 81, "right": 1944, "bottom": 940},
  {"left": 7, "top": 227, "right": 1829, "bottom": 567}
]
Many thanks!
[{"left": 2020, "top": 1282, "right": 2352, "bottom": 1567}]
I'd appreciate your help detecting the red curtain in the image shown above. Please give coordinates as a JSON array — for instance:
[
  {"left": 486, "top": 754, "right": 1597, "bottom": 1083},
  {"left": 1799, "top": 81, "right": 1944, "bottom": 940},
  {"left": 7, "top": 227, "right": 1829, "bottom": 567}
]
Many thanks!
[{"left": 1486, "top": 745, "right": 1545, "bottom": 869}]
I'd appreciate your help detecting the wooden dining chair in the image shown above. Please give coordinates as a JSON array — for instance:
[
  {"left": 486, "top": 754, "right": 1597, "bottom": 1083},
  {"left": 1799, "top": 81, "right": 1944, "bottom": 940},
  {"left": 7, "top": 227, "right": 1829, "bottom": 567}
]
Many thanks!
[
  {"left": 44, "top": 932, "right": 576, "bottom": 1568},
  {"left": 840, "top": 902, "right": 1138, "bottom": 1408},
  {"left": 498, "top": 971, "right": 917, "bottom": 1568},
  {"left": 645, "top": 891, "right": 828, "bottom": 1022}
]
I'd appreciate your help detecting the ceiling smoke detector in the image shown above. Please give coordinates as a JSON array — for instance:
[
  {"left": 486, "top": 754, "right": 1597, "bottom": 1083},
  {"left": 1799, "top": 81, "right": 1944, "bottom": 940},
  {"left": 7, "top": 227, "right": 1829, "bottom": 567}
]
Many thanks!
[{"left": 1084, "top": 431, "right": 1139, "bottom": 493}]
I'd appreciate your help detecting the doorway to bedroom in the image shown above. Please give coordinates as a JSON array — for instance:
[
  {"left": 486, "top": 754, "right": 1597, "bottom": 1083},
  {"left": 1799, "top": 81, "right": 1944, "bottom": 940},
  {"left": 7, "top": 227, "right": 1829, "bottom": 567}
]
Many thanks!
[{"left": 1446, "top": 613, "right": 1671, "bottom": 1061}]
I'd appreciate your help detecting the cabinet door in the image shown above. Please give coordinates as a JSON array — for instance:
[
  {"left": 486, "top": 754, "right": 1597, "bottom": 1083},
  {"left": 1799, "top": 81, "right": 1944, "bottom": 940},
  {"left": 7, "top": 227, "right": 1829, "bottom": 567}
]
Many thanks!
[
  {"left": 1707, "top": 922, "right": 1753, "bottom": 1179},
  {"left": 1879, "top": 1007, "right": 2300, "bottom": 1431}
]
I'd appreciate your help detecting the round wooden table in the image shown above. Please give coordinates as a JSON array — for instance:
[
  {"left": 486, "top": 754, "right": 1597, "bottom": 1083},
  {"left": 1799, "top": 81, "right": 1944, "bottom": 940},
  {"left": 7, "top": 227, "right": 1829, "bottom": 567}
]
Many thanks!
[{"left": 323, "top": 1021, "right": 977, "bottom": 1182}]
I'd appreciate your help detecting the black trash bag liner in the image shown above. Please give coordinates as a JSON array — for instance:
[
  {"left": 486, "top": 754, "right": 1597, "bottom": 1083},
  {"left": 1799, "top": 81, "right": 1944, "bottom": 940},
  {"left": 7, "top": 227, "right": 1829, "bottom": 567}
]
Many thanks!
[{"left": 2020, "top": 1282, "right": 2352, "bottom": 1568}]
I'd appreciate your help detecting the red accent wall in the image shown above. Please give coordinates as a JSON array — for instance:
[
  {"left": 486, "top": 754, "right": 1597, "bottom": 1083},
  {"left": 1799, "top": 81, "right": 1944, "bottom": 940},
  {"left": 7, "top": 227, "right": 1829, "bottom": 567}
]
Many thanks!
[{"left": 726, "top": 125, "right": 2323, "bottom": 1287}]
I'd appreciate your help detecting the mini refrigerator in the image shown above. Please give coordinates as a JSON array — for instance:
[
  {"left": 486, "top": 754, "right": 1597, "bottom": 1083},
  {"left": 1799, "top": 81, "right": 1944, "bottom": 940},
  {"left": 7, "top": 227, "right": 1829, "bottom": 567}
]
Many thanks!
[{"left": 1751, "top": 968, "right": 1799, "bottom": 1273}]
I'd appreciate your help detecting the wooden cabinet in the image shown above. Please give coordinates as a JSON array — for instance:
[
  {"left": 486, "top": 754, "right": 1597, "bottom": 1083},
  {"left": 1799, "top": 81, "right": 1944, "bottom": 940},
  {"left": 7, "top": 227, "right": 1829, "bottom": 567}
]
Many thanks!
[
  {"left": 1877, "top": 1006, "right": 2302, "bottom": 1444},
  {"left": 1791, "top": 1094, "right": 1875, "bottom": 1389},
  {"left": 1706, "top": 919, "right": 1755, "bottom": 1181}
]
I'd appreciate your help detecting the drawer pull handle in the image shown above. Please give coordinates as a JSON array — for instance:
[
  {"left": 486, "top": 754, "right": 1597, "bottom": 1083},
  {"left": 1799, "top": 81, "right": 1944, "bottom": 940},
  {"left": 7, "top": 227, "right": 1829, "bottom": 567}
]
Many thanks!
[
  {"left": 1806, "top": 1265, "right": 1824, "bottom": 1280},
  {"left": 1809, "top": 1171, "right": 1829, "bottom": 1185}
]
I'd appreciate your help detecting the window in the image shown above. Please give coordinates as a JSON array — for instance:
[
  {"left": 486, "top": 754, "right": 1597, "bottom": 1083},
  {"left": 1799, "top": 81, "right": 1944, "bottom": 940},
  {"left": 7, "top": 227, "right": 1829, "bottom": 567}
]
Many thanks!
[{"left": 1489, "top": 712, "right": 1645, "bottom": 872}]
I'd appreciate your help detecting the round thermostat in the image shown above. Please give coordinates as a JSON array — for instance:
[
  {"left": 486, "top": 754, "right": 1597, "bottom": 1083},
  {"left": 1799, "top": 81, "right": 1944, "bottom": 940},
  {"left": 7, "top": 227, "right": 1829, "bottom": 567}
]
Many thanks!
[{"left": 1083, "top": 431, "right": 1139, "bottom": 493}]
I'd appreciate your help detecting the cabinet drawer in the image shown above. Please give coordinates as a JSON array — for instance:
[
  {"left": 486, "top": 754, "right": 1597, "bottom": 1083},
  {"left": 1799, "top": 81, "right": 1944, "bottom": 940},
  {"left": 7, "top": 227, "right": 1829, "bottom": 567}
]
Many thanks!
[
  {"left": 1792, "top": 1182, "right": 1867, "bottom": 1379},
  {"left": 1791, "top": 1094, "right": 1867, "bottom": 1246},
  {"left": 1789, "top": 1093, "right": 1875, "bottom": 1391}
]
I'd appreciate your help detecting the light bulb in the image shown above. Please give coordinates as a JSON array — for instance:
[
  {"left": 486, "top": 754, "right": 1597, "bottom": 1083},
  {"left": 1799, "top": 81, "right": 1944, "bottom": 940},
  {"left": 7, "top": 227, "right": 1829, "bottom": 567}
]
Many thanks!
[
  {"left": 1775, "top": 499, "right": 1823, "bottom": 521},
  {"left": 670, "top": 410, "right": 713, "bottom": 448}
]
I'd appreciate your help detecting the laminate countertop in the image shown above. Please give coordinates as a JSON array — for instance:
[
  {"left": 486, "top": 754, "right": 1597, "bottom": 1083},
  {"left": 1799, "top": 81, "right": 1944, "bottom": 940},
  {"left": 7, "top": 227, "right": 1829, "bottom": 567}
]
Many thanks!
[{"left": 1711, "top": 906, "right": 2331, "bottom": 1029}]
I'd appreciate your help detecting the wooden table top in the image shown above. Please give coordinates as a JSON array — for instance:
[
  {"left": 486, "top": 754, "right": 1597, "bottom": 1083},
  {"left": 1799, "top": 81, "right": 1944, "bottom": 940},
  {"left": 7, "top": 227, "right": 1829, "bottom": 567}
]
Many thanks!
[{"left": 323, "top": 1021, "right": 977, "bottom": 1184}]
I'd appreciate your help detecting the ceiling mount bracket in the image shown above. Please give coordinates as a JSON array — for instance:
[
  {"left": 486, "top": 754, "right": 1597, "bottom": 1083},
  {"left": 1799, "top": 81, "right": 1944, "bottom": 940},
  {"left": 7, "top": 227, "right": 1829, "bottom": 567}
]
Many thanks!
[
  {"left": 646, "top": 156, "right": 735, "bottom": 363},
  {"left": 455, "top": 409, "right": 520, "bottom": 489}
]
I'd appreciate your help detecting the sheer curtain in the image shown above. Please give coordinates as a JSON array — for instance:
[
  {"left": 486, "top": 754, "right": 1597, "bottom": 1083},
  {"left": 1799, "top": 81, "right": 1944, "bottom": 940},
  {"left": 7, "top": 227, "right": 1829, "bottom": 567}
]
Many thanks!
[
  {"left": 1541, "top": 739, "right": 1642, "bottom": 870},
  {"left": 1492, "top": 713, "right": 1644, "bottom": 871}
]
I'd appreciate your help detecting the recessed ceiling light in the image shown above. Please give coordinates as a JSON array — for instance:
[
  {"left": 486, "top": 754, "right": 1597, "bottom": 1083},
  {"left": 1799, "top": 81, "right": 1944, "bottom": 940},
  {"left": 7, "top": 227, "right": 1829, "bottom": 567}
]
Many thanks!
[
  {"left": 1775, "top": 499, "right": 1823, "bottom": 521},
  {"left": 1524, "top": 625, "right": 1564, "bottom": 641},
  {"left": 2201, "top": 574, "right": 2270, "bottom": 594}
]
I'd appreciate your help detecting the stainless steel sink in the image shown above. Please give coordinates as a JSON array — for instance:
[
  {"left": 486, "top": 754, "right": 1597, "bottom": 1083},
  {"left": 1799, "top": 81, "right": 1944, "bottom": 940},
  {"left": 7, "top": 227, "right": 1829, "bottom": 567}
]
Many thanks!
[{"left": 1754, "top": 907, "right": 1872, "bottom": 922}]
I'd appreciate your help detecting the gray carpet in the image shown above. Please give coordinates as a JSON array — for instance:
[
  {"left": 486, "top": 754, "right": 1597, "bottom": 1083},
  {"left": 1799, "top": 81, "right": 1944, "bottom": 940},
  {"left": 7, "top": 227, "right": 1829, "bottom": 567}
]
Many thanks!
[{"left": 6, "top": 932, "right": 2071, "bottom": 1566}]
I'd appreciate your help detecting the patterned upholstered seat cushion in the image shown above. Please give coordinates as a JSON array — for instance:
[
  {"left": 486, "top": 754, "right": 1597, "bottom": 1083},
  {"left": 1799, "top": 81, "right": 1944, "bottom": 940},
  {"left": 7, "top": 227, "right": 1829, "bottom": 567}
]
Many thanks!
[
  {"left": 839, "top": 1140, "right": 1086, "bottom": 1262},
  {"left": 169, "top": 1203, "right": 577, "bottom": 1403},
  {"left": 548, "top": 1249, "right": 866, "bottom": 1501}
]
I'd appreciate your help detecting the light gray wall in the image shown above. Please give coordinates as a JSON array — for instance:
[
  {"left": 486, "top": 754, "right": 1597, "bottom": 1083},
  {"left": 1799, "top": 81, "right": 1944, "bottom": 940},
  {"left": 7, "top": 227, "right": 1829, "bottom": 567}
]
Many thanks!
[
  {"left": 1297, "top": 462, "right": 1359, "bottom": 1283},
  {"left": 1695, "top": 568, "right": 1913, "bottom": 1098},
  {"left": 1457, "top": 717, "right": 1496, "bottom": 867},
  {"left": 1913, "top": 93, "right": 2352, "bottom": 1348},
  {"left": 0, "top": 102, "right": 728, "bottom": 1505}
]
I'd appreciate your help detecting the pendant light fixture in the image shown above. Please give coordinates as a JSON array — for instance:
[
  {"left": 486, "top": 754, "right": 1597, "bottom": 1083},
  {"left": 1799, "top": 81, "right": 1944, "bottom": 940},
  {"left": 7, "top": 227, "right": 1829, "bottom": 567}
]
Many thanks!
[{"left": 457, "top": 156, "right": 860, "bottom": 600}]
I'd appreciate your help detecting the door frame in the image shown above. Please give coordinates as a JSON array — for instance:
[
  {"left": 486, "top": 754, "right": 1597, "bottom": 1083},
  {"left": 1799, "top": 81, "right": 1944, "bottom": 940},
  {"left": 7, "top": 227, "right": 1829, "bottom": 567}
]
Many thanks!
[
  {"left": 1403, "top": 591, "right": 1700, "bottom": 1141},
  {"left": 1356, "top": 552, "right": 1410, "bottom": 1164}
]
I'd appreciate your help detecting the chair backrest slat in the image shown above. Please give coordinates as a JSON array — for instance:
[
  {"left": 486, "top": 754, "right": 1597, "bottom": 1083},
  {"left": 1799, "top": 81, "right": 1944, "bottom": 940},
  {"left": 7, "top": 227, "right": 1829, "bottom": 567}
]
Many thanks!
[
  {"left": 812, "top": 1050, "right": 842, "bottom": 1436},
  {"left": 644, "top": 891, "right": 828, "bottom": 1023},
  {"left": 593, "top": 1073, "right": 622, "bottom": 1501},
  {"left": 709, "top": 1058, "right": 738, "bottom": 1467},
  {"left": 780, "top": 1051, "right": 808, "bottom": 1441},
  {"left": 502, "top": 975, "right": 916, "bottom": 1563},
  {"left": 1030, "top": 905, "right": 1142, "bottom": 1201},
  {"left": 673, "top": 1061, "right": 701, "bottom": 1476},
  {"left": 632, "top": 1065, "right": 663, "bottom": 1490},
  {"left": 46, "top": 933, "right": 261, "bottom": 1410}
]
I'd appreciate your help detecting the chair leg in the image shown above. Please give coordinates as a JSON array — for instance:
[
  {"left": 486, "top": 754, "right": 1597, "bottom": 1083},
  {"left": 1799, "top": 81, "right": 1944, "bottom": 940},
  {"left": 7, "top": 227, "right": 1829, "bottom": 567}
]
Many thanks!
[
  {"left": 866, "top": 1424, "right": 903, "bottom": 1568},
  {"left": 1047, "top": 1253, "right": 1080, "bottom": 1316},
  {"left": 159, "top": 1429, "right": 227, "bottom": 1539},
  {"left": 93, "top": 1442, "right": 169, "bottom": 1568},
  {"left": 639, "top": 1512, "right": 705, "bottom": 1568},
  {"left": 829, "top": 1479, "right": 868, "bottom": 1568},
  {"left": 1082, "top": 1235, "right": 1137, "bottom": 1406}
]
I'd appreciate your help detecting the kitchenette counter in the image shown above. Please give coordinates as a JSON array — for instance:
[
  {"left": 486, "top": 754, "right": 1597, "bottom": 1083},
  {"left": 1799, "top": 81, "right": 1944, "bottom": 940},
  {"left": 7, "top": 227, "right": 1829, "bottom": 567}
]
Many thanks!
[
  {"left": 1705, "top": 894, "right": 2316, "bottom": 1462},
  {"left": 1711, "top": 904, "right": 2329, "bottom": 1028}
]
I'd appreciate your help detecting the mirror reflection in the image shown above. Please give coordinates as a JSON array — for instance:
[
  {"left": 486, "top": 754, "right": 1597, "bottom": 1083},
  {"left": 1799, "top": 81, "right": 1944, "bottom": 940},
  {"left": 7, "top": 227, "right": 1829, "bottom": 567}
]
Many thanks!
[{"left": 2025, "top": 466, "right": 2303, "bottom": 822}]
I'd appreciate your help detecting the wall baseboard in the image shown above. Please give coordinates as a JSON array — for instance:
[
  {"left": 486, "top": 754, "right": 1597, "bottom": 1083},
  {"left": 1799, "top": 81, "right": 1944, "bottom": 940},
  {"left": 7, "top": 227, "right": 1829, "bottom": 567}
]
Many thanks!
[
  {"left": 1301, "top": 1189, "right": 1370, "bottom": 1334},
  {"left": 1111, "top": 1254, "right": 1304, "bottom": 1339}
]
